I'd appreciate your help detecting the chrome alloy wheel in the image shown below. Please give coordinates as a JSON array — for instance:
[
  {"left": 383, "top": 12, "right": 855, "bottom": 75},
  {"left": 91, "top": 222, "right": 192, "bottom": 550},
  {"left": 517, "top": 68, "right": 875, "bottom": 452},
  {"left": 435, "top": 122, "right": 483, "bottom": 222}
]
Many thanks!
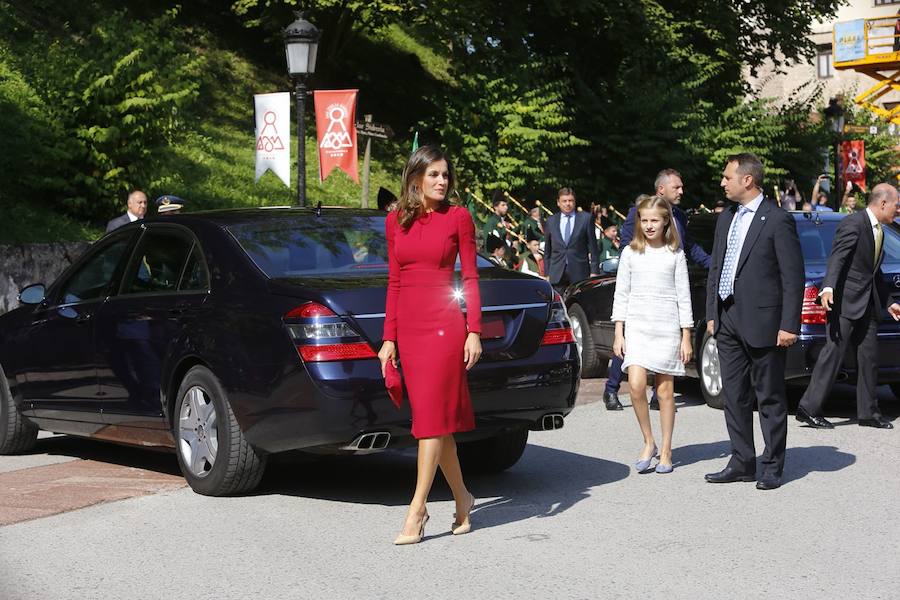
[
  {"left": 701, "top": 335, "right": 722, "bottom": 396},
  {"left": 570, "top": 314, "right": 584, "bottom": 359},
  {"left": 178, "top": 386, "right": 218, "bottom": 478}
]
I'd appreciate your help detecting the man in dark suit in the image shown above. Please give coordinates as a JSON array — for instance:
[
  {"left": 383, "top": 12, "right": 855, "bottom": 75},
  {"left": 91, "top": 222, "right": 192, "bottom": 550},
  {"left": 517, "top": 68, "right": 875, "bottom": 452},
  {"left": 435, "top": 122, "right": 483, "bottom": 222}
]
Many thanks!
[
  {"left": 602, "top": 169, "right": 712, "bottom": 410},
  {"left": 796, "top": 183, "right": 900, "bottom": 430},
  {"left": 704, "top": 153, "right": 804, "bottom": 490},
  {"left": 543, "top": 187, "right": 600, "bottom": 294},
  {"left": 105, "top": 190, "right": 148, "bottom": 232}
]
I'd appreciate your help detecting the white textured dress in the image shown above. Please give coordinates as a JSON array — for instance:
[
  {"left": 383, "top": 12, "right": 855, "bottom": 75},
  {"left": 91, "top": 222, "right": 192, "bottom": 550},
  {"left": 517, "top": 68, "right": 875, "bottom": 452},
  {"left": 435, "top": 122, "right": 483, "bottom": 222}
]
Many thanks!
[{"left": 611, "top": 244, "right": 693, "bottom": 376}]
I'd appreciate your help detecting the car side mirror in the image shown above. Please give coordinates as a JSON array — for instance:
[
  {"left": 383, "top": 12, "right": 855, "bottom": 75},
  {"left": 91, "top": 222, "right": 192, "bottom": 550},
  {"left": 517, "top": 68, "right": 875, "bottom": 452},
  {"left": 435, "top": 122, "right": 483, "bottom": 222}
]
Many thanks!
[
  {"left": 600, "top": 258, "right": 619, "bottom": 274},
  {"left": 19, "top": 283, "right": 46, "bottom": 305}
]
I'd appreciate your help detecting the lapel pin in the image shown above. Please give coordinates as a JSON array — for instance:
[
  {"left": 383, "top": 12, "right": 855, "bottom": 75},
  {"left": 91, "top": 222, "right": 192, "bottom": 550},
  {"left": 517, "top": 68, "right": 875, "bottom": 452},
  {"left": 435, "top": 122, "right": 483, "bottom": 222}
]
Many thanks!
[{"left": 761, "top": 216, "right": 766, "bottom": 221}]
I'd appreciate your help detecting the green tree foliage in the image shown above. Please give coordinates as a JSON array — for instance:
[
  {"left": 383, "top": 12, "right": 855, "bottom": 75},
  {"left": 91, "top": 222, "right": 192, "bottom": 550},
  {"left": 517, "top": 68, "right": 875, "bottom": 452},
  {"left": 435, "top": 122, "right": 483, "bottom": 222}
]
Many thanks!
[
  {"left": 1, "top": 3, "right": 204, "bottom": 219},
  {"left": 2, "top": 0, "right": 881, "bottom": 243},
  {"left": 688, "top": 92, "right": 831, "bottom": 201}
]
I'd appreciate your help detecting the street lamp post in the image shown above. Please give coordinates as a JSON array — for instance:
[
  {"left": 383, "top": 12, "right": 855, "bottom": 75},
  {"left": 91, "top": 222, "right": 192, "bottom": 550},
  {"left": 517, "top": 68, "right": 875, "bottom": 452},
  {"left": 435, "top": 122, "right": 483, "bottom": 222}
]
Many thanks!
[
  {"left": 283, "top": 12, "right": 321, "bottom": 207},
  {"left": 824, "top": 96, "right": 845, "bottom": 210}
]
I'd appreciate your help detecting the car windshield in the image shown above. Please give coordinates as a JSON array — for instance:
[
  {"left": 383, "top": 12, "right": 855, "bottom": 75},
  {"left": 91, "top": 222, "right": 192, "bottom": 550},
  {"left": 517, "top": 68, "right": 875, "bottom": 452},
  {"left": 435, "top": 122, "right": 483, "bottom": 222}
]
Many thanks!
[
  {"left": 228, "top": 213, "right": 490, "bottom": 278},
  {"left": 795, "top": 217, "right": 837, "bottom": 264}
]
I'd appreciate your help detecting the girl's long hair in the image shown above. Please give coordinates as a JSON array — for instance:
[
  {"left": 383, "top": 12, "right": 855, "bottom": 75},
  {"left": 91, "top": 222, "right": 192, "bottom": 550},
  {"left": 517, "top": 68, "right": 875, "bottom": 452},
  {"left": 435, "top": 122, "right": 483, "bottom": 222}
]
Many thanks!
[
  {"left": 630, "top": 194, "right": 681, "bottom": 253},
  {"left": 397, "top": 145, "right": 456, "bottom": 230}
]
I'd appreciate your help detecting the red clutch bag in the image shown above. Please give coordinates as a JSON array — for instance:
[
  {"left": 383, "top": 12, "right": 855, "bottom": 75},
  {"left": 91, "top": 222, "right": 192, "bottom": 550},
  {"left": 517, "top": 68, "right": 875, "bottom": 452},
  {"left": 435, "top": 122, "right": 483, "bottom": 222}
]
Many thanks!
[{"left": 384, "top": 361, "right": 404, "bottom": 408}]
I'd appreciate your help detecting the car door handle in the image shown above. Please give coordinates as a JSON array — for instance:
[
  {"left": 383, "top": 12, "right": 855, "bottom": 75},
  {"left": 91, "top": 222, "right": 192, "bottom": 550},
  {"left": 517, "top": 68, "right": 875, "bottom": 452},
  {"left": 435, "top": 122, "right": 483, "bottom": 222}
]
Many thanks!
[
  {"left": 168, "top": 303, "right": 191, "bottom": 315},
  {"left": 76, "top": 313, "right": 93, "bottom": 325}
]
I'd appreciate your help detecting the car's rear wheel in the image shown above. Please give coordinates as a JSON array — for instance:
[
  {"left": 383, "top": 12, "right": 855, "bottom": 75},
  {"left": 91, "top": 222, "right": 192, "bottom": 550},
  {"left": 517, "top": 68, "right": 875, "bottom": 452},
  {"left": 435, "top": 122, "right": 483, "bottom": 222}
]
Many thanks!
[
  {"left": 173, "top": 366, "right": 267, "bottom": 496},
  {"left": 458, "top": 427, "right": 528, "bottom": 473},
  {"left": 568, "top": 303, "right": 607, "bottom": 378},
  {"left": 699, "top": 331, "right": 725, "bottom": 409},
  {"left": 0, "top": 365, "right": 38, "bottom": 454}
]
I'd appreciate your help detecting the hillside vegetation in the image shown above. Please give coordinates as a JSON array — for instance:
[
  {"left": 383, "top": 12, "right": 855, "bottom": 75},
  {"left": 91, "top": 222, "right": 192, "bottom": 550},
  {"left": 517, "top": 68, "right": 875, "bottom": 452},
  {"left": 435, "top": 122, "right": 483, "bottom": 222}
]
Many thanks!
[{"left": 4, "top": 0, "right": 897, "bottom": 244}]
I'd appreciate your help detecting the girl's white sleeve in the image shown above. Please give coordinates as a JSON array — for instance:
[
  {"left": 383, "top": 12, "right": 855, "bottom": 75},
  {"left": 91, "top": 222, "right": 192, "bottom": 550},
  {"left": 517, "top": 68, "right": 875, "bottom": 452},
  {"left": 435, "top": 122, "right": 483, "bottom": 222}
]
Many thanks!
[
  {"left": 675, "top": 250, "right": 694, "bottom": 328},
  {"left": 610, "top": 247, "right": 631, "bottom": 323}
]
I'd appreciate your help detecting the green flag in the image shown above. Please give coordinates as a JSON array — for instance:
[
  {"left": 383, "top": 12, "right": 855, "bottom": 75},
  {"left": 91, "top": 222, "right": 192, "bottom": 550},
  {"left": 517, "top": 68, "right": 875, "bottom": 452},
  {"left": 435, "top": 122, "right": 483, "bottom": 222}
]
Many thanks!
[{"left": 411, "top": 131, "right": 419, "bottom": 152}]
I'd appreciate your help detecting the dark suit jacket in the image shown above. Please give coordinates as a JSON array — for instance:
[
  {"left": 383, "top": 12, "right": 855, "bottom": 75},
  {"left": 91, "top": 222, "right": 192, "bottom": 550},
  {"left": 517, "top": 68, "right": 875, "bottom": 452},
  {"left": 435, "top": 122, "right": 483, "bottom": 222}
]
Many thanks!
[
  {"left": 705, "top": 199, "right": 805, "bottom": 348},
  {"left": 543, "top": 211, "right": 600, "bottom": 285},
  {"left": 823, "top": 209, "right": 896, "bottom": 320},
  {"left": 105, "top": 213, "right": 132, "bottom": 233},
  {"left": 620, "top": 205, "right": 711, "bottom": 268}
]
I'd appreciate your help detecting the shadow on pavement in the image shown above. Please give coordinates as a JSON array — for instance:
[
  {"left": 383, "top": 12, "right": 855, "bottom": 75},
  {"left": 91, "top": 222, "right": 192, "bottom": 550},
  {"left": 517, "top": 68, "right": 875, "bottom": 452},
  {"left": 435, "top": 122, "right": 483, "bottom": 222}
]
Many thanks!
[
  {"left": 782, "top": 446, "right": 856, "bottom": 484},
  {"left": 29, "top": 434, "right": 181, "bottom": 476},
  {"left": 672, "top": 440, "right": 732, "bottom": 468},
  {"left": 260, "top": 444, "right": 630, "bottom": 529}
]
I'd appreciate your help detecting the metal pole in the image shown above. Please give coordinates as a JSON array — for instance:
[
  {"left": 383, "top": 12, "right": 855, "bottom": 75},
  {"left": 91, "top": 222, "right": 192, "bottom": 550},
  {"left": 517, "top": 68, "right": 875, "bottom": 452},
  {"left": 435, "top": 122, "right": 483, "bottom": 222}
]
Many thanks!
[
  {"left": 361, "top": 114, "right": 373, "bottom": 208},
  {"left": 361, "top": 137, "right": 372, "bottom": 208},
  {"left": 295, "top": 78, "right": 308, "bottom": 207}
]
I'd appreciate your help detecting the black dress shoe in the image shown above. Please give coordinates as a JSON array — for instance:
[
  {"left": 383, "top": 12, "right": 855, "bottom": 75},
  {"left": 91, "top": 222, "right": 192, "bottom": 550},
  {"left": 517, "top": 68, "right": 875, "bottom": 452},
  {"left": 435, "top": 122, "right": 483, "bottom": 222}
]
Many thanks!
[
  {"left": 603, "top": 391, "right": 624, "bottom": 411},
  {"left": 756, "top": 478, "right": 781, "bottom": 490},
  {"left": 858, "top": 417, "right": 894, "bottom": 429},
  {"left": 795, "top": 407, "right": 834, "bottom": 429},
  {"left": 705, "top": 466, "right": 756, "bottom": 484}
]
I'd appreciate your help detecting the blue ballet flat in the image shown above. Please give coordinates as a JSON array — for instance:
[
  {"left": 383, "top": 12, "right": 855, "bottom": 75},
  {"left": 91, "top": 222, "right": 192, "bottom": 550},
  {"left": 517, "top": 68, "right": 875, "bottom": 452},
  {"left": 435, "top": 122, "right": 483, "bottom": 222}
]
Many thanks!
[
  {"left": 634, "top": 445, "right": 658, "bottom": 472},
  {"left": 655, "top": 463, "right": 674, "bottom": 474}
]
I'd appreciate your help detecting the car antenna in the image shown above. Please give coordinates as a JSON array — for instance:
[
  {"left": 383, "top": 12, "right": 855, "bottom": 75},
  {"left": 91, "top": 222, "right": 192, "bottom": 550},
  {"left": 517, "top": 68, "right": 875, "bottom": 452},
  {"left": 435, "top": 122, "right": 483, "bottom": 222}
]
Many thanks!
[{"left": 315, "top": 201, "right": 322, "bottom": 217}]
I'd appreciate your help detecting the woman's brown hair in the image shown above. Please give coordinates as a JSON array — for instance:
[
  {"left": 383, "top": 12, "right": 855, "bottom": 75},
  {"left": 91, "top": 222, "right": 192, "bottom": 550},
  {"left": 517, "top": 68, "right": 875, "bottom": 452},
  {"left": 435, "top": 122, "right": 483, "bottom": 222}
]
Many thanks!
[
  {"left": 397, "top": 145, "right": 456, "bottom": 229},
  {"left": 630, "top": 194, "right": 681, "bottom": 253}
]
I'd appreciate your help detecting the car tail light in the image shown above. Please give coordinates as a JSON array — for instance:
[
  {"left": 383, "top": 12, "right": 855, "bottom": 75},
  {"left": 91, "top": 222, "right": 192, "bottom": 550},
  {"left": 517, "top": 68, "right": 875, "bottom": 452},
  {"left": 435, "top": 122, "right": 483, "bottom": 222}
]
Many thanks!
[
  {"left": 541, "top": 292, "right": 575, "bottom": 346},
  {"left": 285, "top": 302, "right": 376, "bottom": 362},
  {"left": 801, "top": 285, "right": 827, "bottom": 325}
]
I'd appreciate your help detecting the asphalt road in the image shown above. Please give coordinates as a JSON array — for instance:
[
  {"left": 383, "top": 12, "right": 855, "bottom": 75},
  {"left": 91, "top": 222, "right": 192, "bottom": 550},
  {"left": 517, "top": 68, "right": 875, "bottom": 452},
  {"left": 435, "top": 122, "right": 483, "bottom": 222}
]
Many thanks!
[{"left": 1, "top": 380, "right": 899, "bottom": 600}]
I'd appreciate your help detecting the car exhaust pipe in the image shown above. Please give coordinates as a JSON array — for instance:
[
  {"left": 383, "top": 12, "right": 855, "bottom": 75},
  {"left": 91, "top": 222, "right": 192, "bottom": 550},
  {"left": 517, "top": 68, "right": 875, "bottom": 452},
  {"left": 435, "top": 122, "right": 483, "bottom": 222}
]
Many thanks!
[
  {"left": 341, "top": 432, "right": 391, "bottom": 453},
  {"left": 534, "top": 413, "right": 565, "bottom": 431}
]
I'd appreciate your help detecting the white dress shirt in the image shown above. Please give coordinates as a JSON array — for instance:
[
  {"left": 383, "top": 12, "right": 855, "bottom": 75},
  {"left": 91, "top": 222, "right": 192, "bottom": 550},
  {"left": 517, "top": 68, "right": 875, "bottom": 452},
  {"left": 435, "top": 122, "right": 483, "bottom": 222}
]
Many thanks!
[
  {"left": 127, "top": 211, "right": 141, "bottom": 222},
  {"left": 559, "top": 211, "right": 575, "bottom": 242},
  {"left": 722, "top": 193, "right": 765, "bottom": 294}
]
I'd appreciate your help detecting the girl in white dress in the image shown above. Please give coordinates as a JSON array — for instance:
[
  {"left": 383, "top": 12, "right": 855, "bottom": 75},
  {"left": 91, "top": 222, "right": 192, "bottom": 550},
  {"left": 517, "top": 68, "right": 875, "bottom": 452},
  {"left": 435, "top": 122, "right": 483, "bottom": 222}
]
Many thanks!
[{"left": 612, "top": 195, "right": 693, "bottom": 473}]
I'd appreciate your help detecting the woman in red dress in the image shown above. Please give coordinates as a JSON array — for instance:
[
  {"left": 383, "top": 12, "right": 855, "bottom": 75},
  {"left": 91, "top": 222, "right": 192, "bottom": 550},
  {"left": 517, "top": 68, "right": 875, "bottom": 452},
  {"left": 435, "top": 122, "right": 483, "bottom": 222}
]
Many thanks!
[{"left": 379, "top": 146, "right": 483, "bottom": 545}]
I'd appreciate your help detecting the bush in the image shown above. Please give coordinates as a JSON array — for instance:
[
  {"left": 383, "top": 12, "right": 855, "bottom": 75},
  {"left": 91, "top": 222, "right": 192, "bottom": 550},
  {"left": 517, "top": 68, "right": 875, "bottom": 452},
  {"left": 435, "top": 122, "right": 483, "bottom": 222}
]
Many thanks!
[{"left": 0, "top": 4, "right": 205, "bottom": 220}]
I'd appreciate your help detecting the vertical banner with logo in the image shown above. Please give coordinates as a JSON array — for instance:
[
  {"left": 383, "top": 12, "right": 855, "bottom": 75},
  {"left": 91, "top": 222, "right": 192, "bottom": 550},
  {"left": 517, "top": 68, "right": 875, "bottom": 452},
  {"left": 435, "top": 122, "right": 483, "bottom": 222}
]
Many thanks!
[
  {"left": 314, "top": 89, "right": 359, "bottom": 183},
  {"left": 254, "top": 92, "right": 291, "bottom": 187},
  {"left": 840, "top": 140, "right": 866, "bottom": 192}
]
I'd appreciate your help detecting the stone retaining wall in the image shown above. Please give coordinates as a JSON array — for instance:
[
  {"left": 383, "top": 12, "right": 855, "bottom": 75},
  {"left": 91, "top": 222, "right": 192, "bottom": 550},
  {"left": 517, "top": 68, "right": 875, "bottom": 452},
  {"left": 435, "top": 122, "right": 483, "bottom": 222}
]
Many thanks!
[{"left": 0, "top": 242, "right": 91, "bottom": 315}]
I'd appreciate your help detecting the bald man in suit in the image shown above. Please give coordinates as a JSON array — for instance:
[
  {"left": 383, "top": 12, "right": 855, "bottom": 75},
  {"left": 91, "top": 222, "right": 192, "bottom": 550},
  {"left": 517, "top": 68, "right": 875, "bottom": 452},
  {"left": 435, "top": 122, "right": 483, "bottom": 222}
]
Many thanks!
[{"left": 796, "top": 183, "right": 900, "bottom": 430}]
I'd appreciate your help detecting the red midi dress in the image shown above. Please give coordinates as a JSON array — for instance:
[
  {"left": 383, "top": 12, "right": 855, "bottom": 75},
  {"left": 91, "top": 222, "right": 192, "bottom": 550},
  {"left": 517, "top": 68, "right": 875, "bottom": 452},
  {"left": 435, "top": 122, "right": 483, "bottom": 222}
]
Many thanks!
[{"left": 383, "top": 205, "right": 482, "bottom": 439}]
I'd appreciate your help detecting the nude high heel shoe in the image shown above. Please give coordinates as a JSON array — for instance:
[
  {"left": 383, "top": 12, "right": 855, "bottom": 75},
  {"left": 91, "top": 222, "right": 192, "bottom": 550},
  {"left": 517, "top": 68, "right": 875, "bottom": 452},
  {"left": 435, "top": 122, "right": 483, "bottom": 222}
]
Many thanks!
[
  {"left": 393, "top": 511, "right": 429, "bottom": 545},
  {"left": 451, "top": 493, "right": 475, "bottom": 535}
]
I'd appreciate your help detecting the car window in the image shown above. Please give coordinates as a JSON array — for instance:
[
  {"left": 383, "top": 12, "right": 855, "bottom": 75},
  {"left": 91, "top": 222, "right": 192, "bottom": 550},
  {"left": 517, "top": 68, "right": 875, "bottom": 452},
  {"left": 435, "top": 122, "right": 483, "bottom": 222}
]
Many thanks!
[
  {"left": 795, "top": 218, "right": 837, "bottom": 263},
  {"left": 179, "top": 245, "right": 210, "bottom": 291},
  {"left": 685, "top": 215, "right": 716, "bottom": 256},
  {"left": 884, "top": 224, "right": 900, "bottom": 262},
  {"left": 229, "top": 214, "right": 491, "bottom": 278},
  {"left": 121, "top": 230, "right": 194, "bottom": 295},
  {"left": 57, "top": 237, "right": 132, "bottom": 305}
]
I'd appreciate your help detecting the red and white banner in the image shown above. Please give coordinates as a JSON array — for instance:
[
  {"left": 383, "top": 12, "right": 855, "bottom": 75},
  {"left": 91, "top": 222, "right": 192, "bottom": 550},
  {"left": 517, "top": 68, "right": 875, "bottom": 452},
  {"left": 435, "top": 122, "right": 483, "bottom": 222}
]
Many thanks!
[
  {"left": 254, "top": 92, "right": 291, "bottom": 188},
  {"left": 840, "top": 140, "right": 866, "bottom": 192},
  {"left": 314, "top": 89, "right": 359, "bottom": 183}
]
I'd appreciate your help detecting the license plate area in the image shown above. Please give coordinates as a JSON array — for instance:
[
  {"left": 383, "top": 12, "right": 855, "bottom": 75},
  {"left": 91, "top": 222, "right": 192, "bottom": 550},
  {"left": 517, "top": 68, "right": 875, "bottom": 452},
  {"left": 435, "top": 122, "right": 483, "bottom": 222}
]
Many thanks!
[{"left": 481, "top": 314, "right": 505, "bottom": 340}]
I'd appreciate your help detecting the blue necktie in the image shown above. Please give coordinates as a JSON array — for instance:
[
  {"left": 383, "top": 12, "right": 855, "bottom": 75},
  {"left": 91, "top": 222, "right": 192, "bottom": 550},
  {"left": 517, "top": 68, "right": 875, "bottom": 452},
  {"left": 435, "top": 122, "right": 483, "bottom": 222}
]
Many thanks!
[
  {"left": 563, "top": 215, "right": 573, "bottom": 244},
  {"left": 719, "top": 206, "right": 749, "bottom": 300}
]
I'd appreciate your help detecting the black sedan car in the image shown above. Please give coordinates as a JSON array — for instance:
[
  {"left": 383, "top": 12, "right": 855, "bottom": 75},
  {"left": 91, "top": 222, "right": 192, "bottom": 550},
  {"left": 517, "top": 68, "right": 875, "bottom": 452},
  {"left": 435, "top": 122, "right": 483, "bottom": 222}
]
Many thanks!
[
  {"left": 565, "top": 211, "right": 900, "bottom": 407},
  {"left": 0, "top": 207, "right": 579, "bottom": 495}
]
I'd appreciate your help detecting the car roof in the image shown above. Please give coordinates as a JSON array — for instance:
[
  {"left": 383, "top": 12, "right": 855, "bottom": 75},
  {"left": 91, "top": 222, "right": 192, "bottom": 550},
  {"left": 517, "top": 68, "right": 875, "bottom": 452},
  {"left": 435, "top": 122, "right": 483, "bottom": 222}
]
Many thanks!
[
  {"left": 146, "top": 206, "right": 387, "bottom": 227},
  {"left": 689, "top": 210, "right": 845, "bottom": 223}
]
